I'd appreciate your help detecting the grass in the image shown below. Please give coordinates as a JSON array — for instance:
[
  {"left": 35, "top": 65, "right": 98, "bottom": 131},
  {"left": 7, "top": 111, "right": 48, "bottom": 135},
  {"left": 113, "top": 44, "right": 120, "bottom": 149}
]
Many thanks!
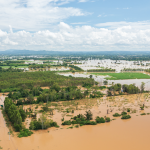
[{"left": 91, "top": 72, "right": 150, "bottom": 80}]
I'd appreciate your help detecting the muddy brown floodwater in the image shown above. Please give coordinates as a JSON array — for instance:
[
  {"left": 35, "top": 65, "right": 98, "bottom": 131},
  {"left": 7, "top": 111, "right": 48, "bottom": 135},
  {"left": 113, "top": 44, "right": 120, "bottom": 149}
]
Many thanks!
[
  {"left": 12, "top": 115, "right": 150, "bottom": 150},
  {"left": 0, "top": 94, "right": 150, "bottom": 150}
]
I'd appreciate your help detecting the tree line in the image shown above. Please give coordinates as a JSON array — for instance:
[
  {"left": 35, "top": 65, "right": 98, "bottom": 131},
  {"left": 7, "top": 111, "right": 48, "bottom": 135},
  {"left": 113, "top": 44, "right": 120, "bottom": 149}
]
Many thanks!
[
  {"left": 107, "top": 83, "right": 142, "bottom": 96},
  {"left": 4, "top": 98, "right": 26, "bottom": 131},
  {"left": 87, "top": 69, "right": 115, "bottom": 72}
]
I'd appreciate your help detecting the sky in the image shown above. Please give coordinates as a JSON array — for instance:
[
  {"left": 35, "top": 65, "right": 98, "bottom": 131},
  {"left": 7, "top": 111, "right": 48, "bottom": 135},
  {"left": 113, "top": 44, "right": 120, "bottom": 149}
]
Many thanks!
[{"left": 0, "top": 0, "right": 150, "bottom": 51}]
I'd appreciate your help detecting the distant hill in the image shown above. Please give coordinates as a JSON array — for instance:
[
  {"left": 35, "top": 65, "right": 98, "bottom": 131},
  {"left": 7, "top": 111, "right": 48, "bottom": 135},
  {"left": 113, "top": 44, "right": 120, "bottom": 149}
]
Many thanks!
[{"left": 0, "top": 50, "right": 150, "bottom": 56}]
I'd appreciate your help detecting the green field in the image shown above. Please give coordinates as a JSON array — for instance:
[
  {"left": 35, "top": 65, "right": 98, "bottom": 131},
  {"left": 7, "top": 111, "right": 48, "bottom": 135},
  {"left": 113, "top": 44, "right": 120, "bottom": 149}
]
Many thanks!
[
  {"left": 91, "top": 72, "right": 150, "bottom": 80},
  {"left": 0, "top": 66, "right": 28, "bottom": 69}
]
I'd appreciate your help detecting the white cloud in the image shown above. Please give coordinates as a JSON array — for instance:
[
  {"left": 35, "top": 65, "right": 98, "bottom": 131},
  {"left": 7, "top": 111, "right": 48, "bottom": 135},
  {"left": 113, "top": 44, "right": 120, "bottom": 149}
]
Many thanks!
[
  {"left": 1, "top": 21, "right": 150, "bottom": 51},
  {"left": 96, "top": 21, "right": 150, "bottom": 29},
  {"left": 0, "top": 0, "right": 87, "bottom": 32}
]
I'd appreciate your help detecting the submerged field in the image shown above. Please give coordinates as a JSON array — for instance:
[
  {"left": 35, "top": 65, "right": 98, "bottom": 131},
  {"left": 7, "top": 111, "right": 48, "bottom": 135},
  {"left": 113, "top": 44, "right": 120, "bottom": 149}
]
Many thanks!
[
  {"left": 1, "top": 93, "right": 150, "bottom": 150},
  {"left": 91, "top": 72, "right": 150, "bottom": 80}
]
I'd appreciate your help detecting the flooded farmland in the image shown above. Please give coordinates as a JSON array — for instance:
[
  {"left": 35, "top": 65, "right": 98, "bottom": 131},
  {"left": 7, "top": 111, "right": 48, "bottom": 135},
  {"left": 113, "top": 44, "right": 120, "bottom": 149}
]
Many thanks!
[
  {"left": 59, "top": 72, "right": 150, "bottom": 91},
  {"left": 1, "top": 93, "right": 150, "bottom": 150}
]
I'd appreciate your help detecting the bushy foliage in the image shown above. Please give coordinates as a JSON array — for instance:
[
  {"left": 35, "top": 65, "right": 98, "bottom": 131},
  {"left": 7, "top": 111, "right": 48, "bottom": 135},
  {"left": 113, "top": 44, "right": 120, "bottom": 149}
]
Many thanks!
[
  {"left": 18, "top": 129, "right": 33, "bottom": 138},
  {"left": 108, "top": 84, "right": 121, "bottom": 92},
  {"left": 122, "top": 84, "right": 140, "bottom": 94},
  {"left": 140, "top": 106, "right": 144, "bottom": 110},
  {"left": 69, "top": 65, "right": 84, "bottom": 72},
  {"left": 29, "top": 119, "right": 59, "bottom": 130},
  {"left": 82, "top": 83, "right": 93, "bottom": 88},
  {"left": 121, "top": 115, "right": 131, "bottom": 119},
  {"left": 127, "top": 108, "right": 130, "bottom": 112},
  {"left": 121, "top": 112, "right": 127, "bottom": 115},
  {"left": 113, "top": 113, "right": 121, "bottom": 117},
  {"left": 99, "top": 86, "right": 106, "bottom": 90},
  {"left": 62, "top": 120, "right": 72, "bottom": 125},
  {"left": 105, "top": 117, "right": 110, "bottom": 122},
  {"left": 90, "top": 91, "right": 103, "bottom": 98},
  {"left": 85, "top": 110, "right": 93, "bottom": 120},
  {"left": 0, "top": 71, "right": 94, "bottom": 90},
  {"left": 96, "top": 116, "right": 105, "bottom": 123},
  {"left": 140, "top": 113, "right": 146, "bottom": 115},
  {"left": 62, "top": 112, "right": 97, "bottom": 126},
  {"left": 19, "top": 109, "right": 27, "bottom": 122},
  {"left": 4, "top": 98, "right": 22, "bottom": 131}
]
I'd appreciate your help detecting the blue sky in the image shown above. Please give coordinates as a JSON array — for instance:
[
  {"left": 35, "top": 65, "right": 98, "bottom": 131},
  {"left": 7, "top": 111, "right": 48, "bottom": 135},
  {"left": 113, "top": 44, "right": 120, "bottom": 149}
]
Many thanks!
[
  {"left": 0, "top": 0, "right": 150, "bottom": 51},
  {"left": 65, "top": 0, "right": 150, "bottom": 26}
]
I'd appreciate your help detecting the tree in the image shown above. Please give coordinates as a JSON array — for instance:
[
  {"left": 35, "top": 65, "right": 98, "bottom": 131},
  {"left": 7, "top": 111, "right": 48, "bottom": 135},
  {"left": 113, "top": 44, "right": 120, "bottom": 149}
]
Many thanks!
[
  {"left": 103, "top": 80, "right": 108, "bottom": 85},
  {"left": 39, "top": 112, "right": 47, "bottom": 130},
  {"left": 85, "top": 110, "right": 93, "bottom": 120},
  {"left": 89, "top": 75, "right": 93, "bottom": 78},
  {"left": 19, "top": 109, "right": 27, "bottom": 122},
  {"left": 27, "top": 94, "right": 34, "bottom": 104},
  {"left": 141, "top": 82, "right": 145, "bottom": 93}
]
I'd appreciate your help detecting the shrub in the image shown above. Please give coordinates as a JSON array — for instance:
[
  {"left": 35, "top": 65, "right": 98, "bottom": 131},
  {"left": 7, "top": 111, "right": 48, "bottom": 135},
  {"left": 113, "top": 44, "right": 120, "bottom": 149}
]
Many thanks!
[
  {"left": 140, "top": 106, "right": 144, "bottom": 110},
  {"left": 89, "top": 121, "right": 97, "bottom": 125},
  {"left": 121, "top": 115, "right": 131, "bottom": 119},
  {"left": 113, "top": 113, "right": 121, "bottom": 117},
  {"left": 105, "top": 117, "right": 110, "bottom": 122},
  {"left": 68, "top": 126, "right": 73, "bottom": 129},
  {"left": 99, "top": 86, "right": 106, "bottom": 90},
  {"left": 29, "top": 120, "right": 42, "bottom": 130},
  {"left": 62, "top": 120, "right": 71, "bottom": 125},
  {"left": 50, "top": 121, "right": 58, "bottom": 127},
  {"left": 71, "top": 120, "right": 77, "bottom": 124},
  {"left": 127, "top": 108, "right": 130, "bottom": 112},
  {"left": 75, "top": 124, "right": 79, "bottom": 128},
  {"left": 14, "top": 123, "right": 22, "bottom": 132},
  {"left": 121, "top": 112, "right": 127, "bottom": 115},
  {"left": 18, "top": 129, "right": 33, "bottom": 138},
  {"left": 73, "top": 114, "right": 85, "bottom": 120},
  {"left": 140, "top": 113, "right": 146, "bottom": 115},
  {"left": 96, "top": 117, "right": 105, "bottom": 123}
]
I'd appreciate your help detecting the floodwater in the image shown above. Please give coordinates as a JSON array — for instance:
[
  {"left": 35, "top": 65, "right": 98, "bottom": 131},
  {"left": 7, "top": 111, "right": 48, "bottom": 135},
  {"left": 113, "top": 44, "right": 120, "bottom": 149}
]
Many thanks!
[
  {"left": 59, "top": 72, "right": 150, "bottom": 90},
  {"left": 1, "top": 113, "right": 150, "bottom": 150},
  {"left": 108, "top": 79, "right": 150, "bottom": 91},
  {"left": 1, "top": 94, "right": 150, "bottom": 150}
]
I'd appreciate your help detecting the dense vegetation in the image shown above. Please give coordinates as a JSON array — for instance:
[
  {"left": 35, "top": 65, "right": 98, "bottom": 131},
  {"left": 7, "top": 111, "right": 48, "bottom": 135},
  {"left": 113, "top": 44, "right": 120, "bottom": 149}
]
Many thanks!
[
  {"left": 0, "top": 67, "right": 23, "bottom": 73},
  {"left": 107, "top": 83, "right": 140, "bottom": 96},
  {"left": 8, "top": 85, "right": 93, "bottom": 105},
  {"left": 121, "top": 115, "right": 131, "bottom": 119},
  {"left": 69, "top": 65, "right": 84, "bottom": 72},
  {"left": 28, "top": 64, "right": 51, "bottom": 69},
  {"left": 62, "top": 110, "right": 110, "bottom": 126},
  {"left": 0, "top": 71, "right": 94, "bottom": 90},
  {"left": 29, "top": 114, "right": 59, "bottom": 130},
  {"left": 4, "top": 98, "right": 27, "bottom": 131},
  {"left": 145, "top": 69, "right": 150, "bottom": 73}
]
